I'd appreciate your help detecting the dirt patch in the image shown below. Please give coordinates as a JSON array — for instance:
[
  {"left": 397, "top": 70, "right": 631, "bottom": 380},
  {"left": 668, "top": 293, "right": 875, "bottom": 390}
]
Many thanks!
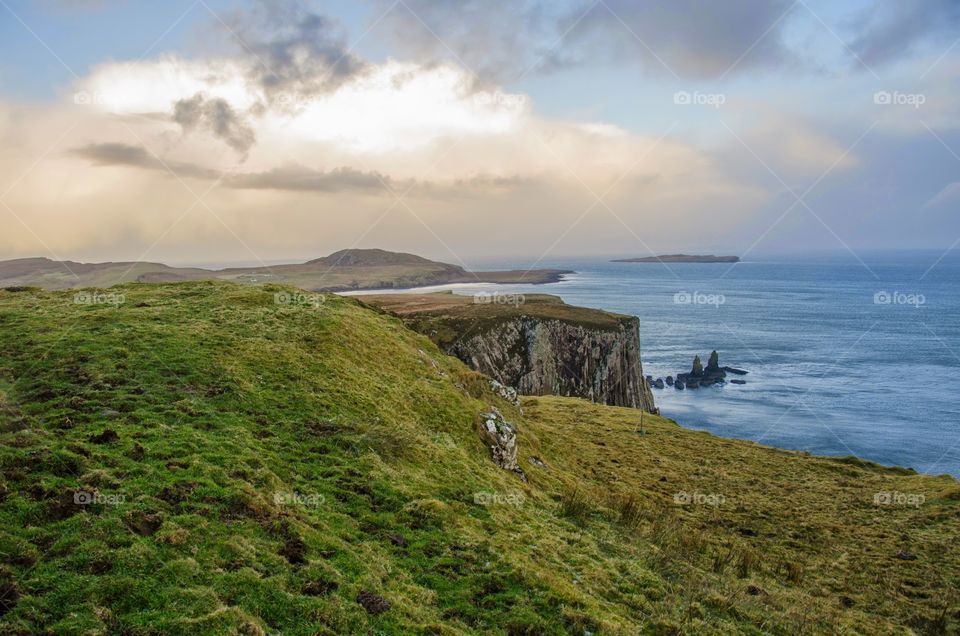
[
  {"left": 126, "top": 511, "right": 163, "bottom": 536},
  {"left": 302, "top": 579, "right": 338, "bottom": 596},
  {"left": 357, "top": 590, "right": 391, "bottom": 615},
  {"left": 89, "top": 429, "right": 119, "bottom": 444},
  {"left": 279, "top": 535, "right": 308, "bottom": 565}
]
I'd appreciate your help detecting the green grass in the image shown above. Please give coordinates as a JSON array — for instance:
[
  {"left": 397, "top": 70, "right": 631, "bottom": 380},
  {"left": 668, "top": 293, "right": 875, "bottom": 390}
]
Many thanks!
[
  {"left": 0, "top": 282, "right": 956, "bottom": 634},
  {"left": 361, "top": 292, "right": 634, "bottom": 352}
]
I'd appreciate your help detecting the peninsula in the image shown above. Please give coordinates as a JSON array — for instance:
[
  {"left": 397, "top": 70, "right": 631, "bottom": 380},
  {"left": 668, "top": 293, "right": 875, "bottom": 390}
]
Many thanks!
[{"left": 0, "top": 249, "right": 572, "bottom": 292}]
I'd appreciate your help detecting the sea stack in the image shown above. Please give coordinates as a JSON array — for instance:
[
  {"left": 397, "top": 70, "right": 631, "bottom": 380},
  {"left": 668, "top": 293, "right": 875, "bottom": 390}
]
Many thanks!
[
  {"left": 691, "top": 355, "right": 704, "bottom": 378},
  {"left": 700, "top": 350, "right": 727, "bottom": 386}
]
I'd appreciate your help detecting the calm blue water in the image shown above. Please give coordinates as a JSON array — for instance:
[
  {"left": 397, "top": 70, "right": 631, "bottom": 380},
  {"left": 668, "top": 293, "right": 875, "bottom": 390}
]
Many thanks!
[{"left": 352, "top": 252, "right": 960, "bottom": 476}]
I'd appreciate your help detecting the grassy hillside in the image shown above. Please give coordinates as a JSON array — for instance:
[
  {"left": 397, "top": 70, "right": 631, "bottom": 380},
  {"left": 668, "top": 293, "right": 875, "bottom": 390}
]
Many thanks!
[{"left": 0, "top": 282, "right": 956, "bottom": 634}]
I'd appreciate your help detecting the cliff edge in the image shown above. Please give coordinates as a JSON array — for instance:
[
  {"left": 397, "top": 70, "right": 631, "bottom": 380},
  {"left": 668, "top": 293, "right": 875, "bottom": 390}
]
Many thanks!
[{"left": 362, "top": 292, "right": 656, "bottom": 412}]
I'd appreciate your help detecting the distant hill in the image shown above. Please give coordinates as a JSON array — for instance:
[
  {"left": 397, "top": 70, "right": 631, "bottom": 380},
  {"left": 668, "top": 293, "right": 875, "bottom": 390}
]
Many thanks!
[
  {"left": 0, "top": 249, "right": 572, "bottom": 292},
  {"left": 306, "top": 248, "right": 440, "bottom": 267},
  {"left": 613, "top": 254, "right": 740, "bottom": 263}
]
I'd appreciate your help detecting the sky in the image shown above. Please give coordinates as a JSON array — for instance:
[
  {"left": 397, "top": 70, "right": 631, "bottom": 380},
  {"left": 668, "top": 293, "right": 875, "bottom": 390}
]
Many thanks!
[{"left": 0, "top": 0, "right": 959, "bottom": 267}]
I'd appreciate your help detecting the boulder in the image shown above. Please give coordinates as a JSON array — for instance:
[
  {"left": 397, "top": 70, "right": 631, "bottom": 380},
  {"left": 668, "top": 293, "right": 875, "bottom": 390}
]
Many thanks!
[
  {"left": 674, "top": 381, "right": 684, "bottom": 390},
  {"left": 730, "top": 379, "right": 746, "bottom": 385},
  {"left": 653, "top": 378, "right": 665, "bottom": 389},
  {"left": 723, "top": 366, "right": 748, "bottom": 375},
  {"left": 478, "top": 408, "right": 525, "bottom": 480},
  {"left": 489, "top": 379, "right": 521, "bottom": 408},
  {"left": 665, "top": 376, "right": 674, "bottom": 386}
]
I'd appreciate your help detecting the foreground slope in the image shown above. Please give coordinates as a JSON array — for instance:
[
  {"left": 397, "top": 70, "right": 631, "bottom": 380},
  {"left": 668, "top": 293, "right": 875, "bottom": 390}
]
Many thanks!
[{"left": 0, "top": 282, "right": 956, "bottom": 635}]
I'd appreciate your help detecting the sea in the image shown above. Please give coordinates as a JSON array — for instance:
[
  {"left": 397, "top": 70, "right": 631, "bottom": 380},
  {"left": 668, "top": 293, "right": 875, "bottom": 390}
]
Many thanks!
[{"left": 349, "top": 251, "right": 960, "bottom": 477}]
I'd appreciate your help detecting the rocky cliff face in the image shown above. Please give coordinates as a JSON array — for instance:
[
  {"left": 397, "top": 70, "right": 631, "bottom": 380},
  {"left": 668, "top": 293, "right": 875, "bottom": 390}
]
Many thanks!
[
  {"left": 448, "top": 315, "right": 654, "bottom": 410},
  {"left": 362, "top": 292, "right": 656, "bottom": 411}
]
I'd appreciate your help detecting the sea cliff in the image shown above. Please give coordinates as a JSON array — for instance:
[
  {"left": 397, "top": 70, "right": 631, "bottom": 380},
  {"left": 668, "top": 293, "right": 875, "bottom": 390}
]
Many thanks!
[{"left": 362, "top": 292, "right": 656, "bottom": 411}]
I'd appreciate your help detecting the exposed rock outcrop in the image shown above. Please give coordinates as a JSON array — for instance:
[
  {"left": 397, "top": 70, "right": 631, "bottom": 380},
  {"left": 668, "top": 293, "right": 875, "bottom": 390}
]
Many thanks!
[
  {"left": 489, "top": 379, "right": 521, "bottom": 408},
  {"left": 451, "top": 315, "right": 655, "bottom": 411},
  {"left": 478, "top": 408, "right": 525, "bottom": 480},
  {"left": 362, "top": 293, "right": 657, "bottom": 412}
]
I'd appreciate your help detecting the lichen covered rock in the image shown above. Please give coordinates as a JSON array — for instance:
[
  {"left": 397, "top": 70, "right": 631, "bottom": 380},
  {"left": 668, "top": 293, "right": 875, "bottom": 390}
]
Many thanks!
[
  {"left": 489, "top": 379, "right": 521, "bottom": 408},
  {"left": 477, "top": 407, "right": 526, "bottom": 480}
]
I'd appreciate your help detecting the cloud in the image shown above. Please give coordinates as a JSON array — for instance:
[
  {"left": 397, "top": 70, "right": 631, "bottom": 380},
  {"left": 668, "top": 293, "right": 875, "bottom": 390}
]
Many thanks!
[
  {"left": 564, "top": 0, "right": 801, "bottom": 78},
  {"left": 69, "top": 143, "right": 535, "bottom": 198},
  {"left": 70, "top": 142, "right": 221, "bottom": 180},
  {"left": 229, "top": 163, "right": 394, "bottom": 193},
  {"left": 77, "top": 57, "right": 527, "bottom": 154},
  {"left": 372, "top": 0, "right": 800, "bottom": 80},
  {"left": 850, "top": 0, "right": 960, "bottom": 67},
  {"left": 224, "top": 0, "right": 368, "bottom": 103},
  {"left": 70, "top": 143, "right": 392, "bottom": 193},
  {"left": 172, "top": 93, "right": 256, "bottom": 156}
]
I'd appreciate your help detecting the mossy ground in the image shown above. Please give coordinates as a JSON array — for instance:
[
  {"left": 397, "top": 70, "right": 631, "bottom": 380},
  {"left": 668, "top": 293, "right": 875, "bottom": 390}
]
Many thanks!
[{"left": 0, "top": 282, "right": 956, "bottom": 634}]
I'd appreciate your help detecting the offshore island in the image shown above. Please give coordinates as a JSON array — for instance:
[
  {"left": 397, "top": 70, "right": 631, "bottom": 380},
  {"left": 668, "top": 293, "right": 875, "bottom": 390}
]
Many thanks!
[{"left": 613, "top": 254, "right": 740, "bottom": 263}]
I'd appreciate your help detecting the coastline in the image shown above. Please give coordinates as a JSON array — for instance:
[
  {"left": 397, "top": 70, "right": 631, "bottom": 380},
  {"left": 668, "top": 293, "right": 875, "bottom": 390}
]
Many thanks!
[{"left": 314, "top": 268, "right": 574, "bottom": 293}]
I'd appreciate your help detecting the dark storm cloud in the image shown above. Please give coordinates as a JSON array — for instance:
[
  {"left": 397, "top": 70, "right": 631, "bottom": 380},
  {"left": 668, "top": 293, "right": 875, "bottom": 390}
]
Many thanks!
[
  {"left": 172, "top": 93, "right": 256, "bottom": 156},
  {"left": 372, "top": 0, "right": 800, "bottom": 80},
  {"left": 849, "top": 0, "right": 960, "bottom": 67},
  {"left": 166, "top": 0, "right": 368, "bottom": 155},
  {"left": 225, "top": 0, "right": 368, "bottom": 103}
]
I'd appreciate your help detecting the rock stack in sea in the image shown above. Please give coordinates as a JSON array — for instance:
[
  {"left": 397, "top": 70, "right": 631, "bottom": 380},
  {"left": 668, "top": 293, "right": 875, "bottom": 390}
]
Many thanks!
[
  {"left": 677, "top": 350, "right": 729, "bottom": 388},
  {"left": 646, "top": 351, "right": 748, "bottom": 390}
]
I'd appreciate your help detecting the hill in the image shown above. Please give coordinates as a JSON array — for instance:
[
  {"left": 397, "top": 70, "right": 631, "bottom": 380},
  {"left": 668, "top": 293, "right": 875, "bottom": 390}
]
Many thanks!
[
  {"left": 0, "top": 250, "right": 572, "bottom": 292},
  {"left": 0, "top": 282, "right": 956, "bottom": 634}
]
